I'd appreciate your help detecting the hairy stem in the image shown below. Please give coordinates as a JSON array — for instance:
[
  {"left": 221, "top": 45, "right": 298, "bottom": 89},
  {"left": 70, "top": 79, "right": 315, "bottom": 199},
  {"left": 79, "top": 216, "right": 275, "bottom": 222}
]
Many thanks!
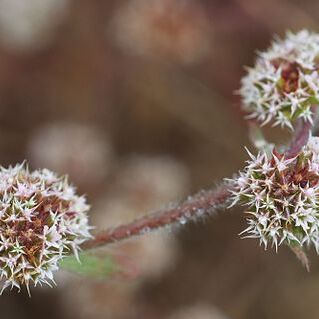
[
  {"left": 82, "top": 109, "right": 316, "bottom": 251},
  {"left": 82, "top": 184, "right": 231, "bottom": 250}
]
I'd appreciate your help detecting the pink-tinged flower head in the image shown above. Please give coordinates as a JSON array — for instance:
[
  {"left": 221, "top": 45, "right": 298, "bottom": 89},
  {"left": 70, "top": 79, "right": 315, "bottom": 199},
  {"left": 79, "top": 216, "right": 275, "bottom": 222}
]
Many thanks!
[
  {"left": 240, "top": 30, "right": 319, "bottom": 129},
  {"left": 231, "top": 137, "right": 319, "bottom": 252},
  {"left": 0, "top": 163, "right": 91, "bottom": 295}
]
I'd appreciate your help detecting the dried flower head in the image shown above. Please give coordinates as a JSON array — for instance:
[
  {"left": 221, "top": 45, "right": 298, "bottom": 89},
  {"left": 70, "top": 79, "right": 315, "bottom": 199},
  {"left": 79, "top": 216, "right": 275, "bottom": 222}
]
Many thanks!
[
  {"left": 0, "top": 163, "right": 91, "bottom": 295},
  {"left": 240, "top": 30, "right": 319, "bottom": 129},
  {"left": 231, "top": 136, "right": 319, "bottom": 252}
]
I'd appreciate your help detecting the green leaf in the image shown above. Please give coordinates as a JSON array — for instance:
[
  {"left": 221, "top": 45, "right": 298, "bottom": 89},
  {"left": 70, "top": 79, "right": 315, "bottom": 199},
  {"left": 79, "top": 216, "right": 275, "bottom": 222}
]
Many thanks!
[{"left": 59, "top": 252, "right": 116, "bottom": 278}]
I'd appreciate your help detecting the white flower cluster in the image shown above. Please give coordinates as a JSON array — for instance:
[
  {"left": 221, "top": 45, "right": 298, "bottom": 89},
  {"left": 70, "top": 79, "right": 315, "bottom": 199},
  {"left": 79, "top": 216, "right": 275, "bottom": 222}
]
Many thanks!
[
  {"left": 231, "top": 136, "right": 319, "bottom": 252},
  {"left": 0, "top": 163, "right": 91, "bottom": 295},
  {"left": 240, "top": 30, "right": 319, "bottom": 129}
]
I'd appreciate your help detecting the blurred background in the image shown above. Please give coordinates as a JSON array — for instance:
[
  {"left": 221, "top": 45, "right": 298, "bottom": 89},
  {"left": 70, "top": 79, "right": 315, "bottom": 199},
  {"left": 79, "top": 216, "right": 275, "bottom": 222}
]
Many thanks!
[{"left": 0, "top": 0, "right": 318, "bottom": 318}]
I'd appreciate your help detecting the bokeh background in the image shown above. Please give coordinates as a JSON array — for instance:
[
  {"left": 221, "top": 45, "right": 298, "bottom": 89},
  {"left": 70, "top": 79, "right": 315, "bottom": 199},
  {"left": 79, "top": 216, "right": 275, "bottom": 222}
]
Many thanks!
[{"left": 0, "top": 0, "right": 318, "bottom": 318}]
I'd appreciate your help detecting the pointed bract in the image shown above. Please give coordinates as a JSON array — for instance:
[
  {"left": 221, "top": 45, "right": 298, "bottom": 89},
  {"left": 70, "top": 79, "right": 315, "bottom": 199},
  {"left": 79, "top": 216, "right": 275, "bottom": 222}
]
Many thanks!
[
  {"left": 240, "top": 30, "right": 319, "bottom": 129},
  {"left": 0, "top": 163, "right": 91, "bottom": 294},
  {"left": 230, "top": 136, "right": 319, "bottom": 253}
]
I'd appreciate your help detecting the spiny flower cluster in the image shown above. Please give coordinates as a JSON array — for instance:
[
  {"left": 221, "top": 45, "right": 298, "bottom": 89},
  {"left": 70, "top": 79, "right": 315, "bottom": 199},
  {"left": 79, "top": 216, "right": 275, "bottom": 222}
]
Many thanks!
[
  {"left": 0, "top": 163, "right": 91, "bottom": 295},
  {"left": 231, "top": 137, "right": 319, "bottom": 252},
  {"left": 240, "top": 30, "right": 319, "bottom": 129}
]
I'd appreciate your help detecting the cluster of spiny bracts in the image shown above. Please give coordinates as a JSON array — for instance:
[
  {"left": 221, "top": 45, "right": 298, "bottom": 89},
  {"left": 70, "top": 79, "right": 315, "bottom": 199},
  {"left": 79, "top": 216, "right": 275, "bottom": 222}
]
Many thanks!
[
  {"left": 2, "top": 28, "right": 319, "bottom": 296},
  {"left": 0, "top": 163, "right": 91, "bottom": 295},
  {"left": 240, "top": 30, "right": 319, "bottom": 129},
  {"left": 231, "top": 137, "right": 319, "bottom": 252}
]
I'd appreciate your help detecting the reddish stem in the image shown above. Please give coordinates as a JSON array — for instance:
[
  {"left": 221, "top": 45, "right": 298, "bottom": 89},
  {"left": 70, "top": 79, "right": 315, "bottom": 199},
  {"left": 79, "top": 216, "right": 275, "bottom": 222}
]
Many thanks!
[
  {"left": 82, "top": 109, "right": 316, "bottom": 251},
  {"left": 286, "top": 118, "right": 313, "bottom": 158},
  {"left": 82, "top": 184, "right": 231, "bottom": 250}
]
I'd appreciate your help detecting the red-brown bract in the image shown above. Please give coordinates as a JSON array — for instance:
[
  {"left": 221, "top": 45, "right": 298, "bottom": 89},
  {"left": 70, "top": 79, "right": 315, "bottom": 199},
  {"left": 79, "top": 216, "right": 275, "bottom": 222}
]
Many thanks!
[{"left": 0, "top": 163, "right": 91, "bottom": 295}]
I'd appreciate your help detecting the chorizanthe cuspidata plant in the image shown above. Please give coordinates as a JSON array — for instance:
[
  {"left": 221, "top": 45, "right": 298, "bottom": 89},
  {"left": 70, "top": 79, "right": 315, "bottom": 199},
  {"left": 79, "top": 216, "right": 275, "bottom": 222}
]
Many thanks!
[
  {"left": 230, "top": 136, "right": 319, "bottom": 252},
  {"left": 0, "top": 163, "right": 91, "bottom": 295},
  {"left": 0, "top": 28, "right": 316, "bottom": 297},
  {"left": 240, "top": 30, "right": 319, "bottom": 129}
]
